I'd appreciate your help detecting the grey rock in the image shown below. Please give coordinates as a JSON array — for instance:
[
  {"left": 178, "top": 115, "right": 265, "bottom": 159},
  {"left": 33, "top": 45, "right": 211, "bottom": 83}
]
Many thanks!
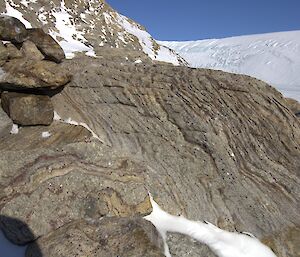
[
  {"left": 0, "top": 15, "right": 28, "bottom": 43},
  {"left": 27, "top": 28, "right": 65, "bottom": 63},
  {"left": 1, "top": 91, "right": 53, "bottom": 125},
  {"left": 26, "top": 217, "right": 165, "bottom": 257}
]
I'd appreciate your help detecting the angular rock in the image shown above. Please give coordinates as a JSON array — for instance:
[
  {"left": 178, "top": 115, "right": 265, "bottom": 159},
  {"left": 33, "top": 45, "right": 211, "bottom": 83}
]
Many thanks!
[
  {"left": 1, "top": 92, "right": 53, "bottom": 125},
  {"left": 20, "top": 40, "right": 44, "bottom": 61},
  {"left": 0, "top": 59, "right": 72, "bottom": 91},
  {"left": 27, "top": 28, "right": 65, "bottom": 63},
  {"left": 0, "top": 15, "right": 28, "bottom": 43},
  {"left": 26, "top": 217, "right": 165, "bottom": 257},
  {"left": 5, "top": 43, "right": 23, "bottom": 60}
]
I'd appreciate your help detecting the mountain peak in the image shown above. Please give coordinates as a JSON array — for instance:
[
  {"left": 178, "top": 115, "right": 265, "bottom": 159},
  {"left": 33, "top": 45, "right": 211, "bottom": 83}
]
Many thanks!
[{"left": 1, "top": 0, "right": 186, "bottom": 64}]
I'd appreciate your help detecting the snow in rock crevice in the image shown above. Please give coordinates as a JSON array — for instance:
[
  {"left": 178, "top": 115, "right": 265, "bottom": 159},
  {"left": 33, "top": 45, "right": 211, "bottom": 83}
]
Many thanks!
[{"left": 144, "top": 194, "right": 277, "bottom": 257}]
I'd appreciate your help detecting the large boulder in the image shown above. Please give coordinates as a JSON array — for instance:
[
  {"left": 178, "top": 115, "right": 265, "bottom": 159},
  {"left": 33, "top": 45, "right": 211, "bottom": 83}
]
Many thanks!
[
  {"left": 0, "top": 59, "right": 72, "bottom": 91},
  {"left": 26, "top": 217, "right": 165, "bottom": 257},
  {"left": 1, "top": 92, "right": 53, "bottom": 125},
  {"left": 20, "top": 40, "right": 44, "bottom": 61},
  {"left": 0, "top": 15, "right": 28, "bottom": 43},
  {"left": 27, "top": 28, "right": 65, "bottom": 63}
]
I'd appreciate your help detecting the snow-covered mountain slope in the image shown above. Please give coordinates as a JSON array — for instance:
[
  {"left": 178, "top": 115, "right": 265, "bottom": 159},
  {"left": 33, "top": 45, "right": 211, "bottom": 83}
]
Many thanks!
[
  {"left": 0, "top": 0, "right": 185, "bottom": 65},
  {"left": 160, "top": 31, "right": 300, "bottom": 101}
]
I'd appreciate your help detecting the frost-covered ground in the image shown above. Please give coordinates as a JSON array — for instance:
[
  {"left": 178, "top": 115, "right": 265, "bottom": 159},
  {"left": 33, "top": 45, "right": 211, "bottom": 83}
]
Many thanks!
[{"left": 160, "top": 31, "right": 300, "bottom": 101}]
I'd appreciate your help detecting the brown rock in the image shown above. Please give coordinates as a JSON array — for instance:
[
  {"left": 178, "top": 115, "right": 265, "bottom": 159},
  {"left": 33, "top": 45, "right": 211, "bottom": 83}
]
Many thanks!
[
  {"left": 0, "top": 15, "right": 28, "bottom": 43},
  {"left": 26, "top": 217, "right": 165, "bottom": 257},
  {"left": 20, "top": 40, "right": 44, "bottom": 61},
  {"left": 0, "top": 41, "right": 9, "bottom": 64},
  {"left": 0, "top": 59, "right": 72, "bottom": 91},
  {"left": 1, "top": 92, "right": 53, "bottom": 125},
  {"left": 5, "top": 43, "right": 23, "bottom": 59},
  {"left": 27, "top": 28, "right": 65, "bottom": 63}
]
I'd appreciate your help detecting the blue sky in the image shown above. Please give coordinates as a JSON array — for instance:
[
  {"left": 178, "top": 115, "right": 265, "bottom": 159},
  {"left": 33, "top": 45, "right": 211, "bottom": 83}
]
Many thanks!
[{"left": 106, "top": 0, "right": 300, "bottom": 41}]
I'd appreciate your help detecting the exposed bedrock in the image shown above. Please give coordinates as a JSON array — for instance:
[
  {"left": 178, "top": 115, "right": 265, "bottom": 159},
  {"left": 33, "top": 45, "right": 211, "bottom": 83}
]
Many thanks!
[
  {"left": 25, "top": 217, "right": 165, "bottom": 257},
  {"left": 0, "top": 56, "right": 299, "bottom": 257}
]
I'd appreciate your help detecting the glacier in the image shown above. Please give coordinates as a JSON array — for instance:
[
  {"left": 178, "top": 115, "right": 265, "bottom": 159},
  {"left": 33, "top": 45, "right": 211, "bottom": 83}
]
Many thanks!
[{"left": 160, "top": 31, "right": 300, "bottom": 101}]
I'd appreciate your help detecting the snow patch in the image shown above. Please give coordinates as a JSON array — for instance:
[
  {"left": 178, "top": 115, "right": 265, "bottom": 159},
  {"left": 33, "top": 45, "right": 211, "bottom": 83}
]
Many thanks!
[
  {"left": 112, "top": 13, "right": 180, "bottom": 65},
  {"left": 144, "top": 193, "right": 277, "bottom": 257},
  {"left": 42, "top": 131, "right": 51, "bottom": 138},
  {"left": 53, "top": 111, "right": 102, "bottom": 142},
  {"left": 3, "top": 0, "right": 32, "bottom": 28},
  {"left": 20, "top": 0, "right": 37, "bottom": 7},
  {"left": 49, "top": 0, "right": 96, "bottom": 59},
  {"left": 134, "top": 59, "right": 142, "bottom": 64},
  {"left": 10, "top": 124, "right": 19, "bottom": 134}
]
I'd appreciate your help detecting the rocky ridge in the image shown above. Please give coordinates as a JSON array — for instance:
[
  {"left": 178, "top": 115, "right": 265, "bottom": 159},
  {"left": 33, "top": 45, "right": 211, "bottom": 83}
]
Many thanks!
[{"left": 0, "top": 0, "right": 186, "bottom": 65}]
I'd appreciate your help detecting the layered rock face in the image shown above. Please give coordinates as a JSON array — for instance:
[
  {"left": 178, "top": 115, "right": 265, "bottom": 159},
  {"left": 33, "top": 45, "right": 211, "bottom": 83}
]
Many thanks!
[
  {"left": 0, "top": 54, "right": 299, "bottom": 257},
  {"left": 0, "top": 1, "right": 300, "bottom": 257}
]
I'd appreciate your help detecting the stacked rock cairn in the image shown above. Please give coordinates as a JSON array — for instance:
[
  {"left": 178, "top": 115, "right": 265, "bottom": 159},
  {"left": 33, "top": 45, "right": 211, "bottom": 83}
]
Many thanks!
[{"left": 0, "top": 15, "right": 71, "bottom": 128}]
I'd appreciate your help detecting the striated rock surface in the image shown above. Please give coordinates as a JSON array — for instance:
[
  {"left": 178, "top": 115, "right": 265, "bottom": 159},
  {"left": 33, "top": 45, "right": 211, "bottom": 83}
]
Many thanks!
[
  {"left": 0, "top": 59, "right": 72, "bottom": 91},
  {"left": 26, "top": 217, "right": 165, "bottom": 257},
  {"left": 0, "top": 15, "right": 28, "bottom": 43},
  {"left": 0, "top": 56, "right": 299, "bottom": 257},
  {"left": 27, "top": 28, "right": 65, "bottom": 63},
  {"left": 1, "top": 92, "right": 53, "bottom": 125}
]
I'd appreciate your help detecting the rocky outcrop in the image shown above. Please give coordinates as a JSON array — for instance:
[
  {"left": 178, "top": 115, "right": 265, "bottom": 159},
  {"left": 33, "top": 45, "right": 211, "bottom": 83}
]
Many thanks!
[
  {"left": 0, "top": 15, "right": 28, "bottom": 43},
  {"left": 0, "top": 55, "right": 299, "bottom": 257},
  {"left": 27, "top": 28, "right": 65, "bottom": 63},
  {"left": 0, "top": 0, "right": 186, "bottom": 65},
  {"left": 1, "top": 92, "right": 53, "bottom": 126},
  {"left": 26, "top": 217, "right": 165, "bottom": 257}
]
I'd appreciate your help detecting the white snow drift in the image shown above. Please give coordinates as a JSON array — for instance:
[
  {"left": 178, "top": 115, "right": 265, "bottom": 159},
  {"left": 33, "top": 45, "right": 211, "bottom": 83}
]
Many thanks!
[
  {"left": 145, "top": 194, "right": 277, "bottom": 257},
  {"left": 160, "top": 31, "right": 300, "bottom": 101}
]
